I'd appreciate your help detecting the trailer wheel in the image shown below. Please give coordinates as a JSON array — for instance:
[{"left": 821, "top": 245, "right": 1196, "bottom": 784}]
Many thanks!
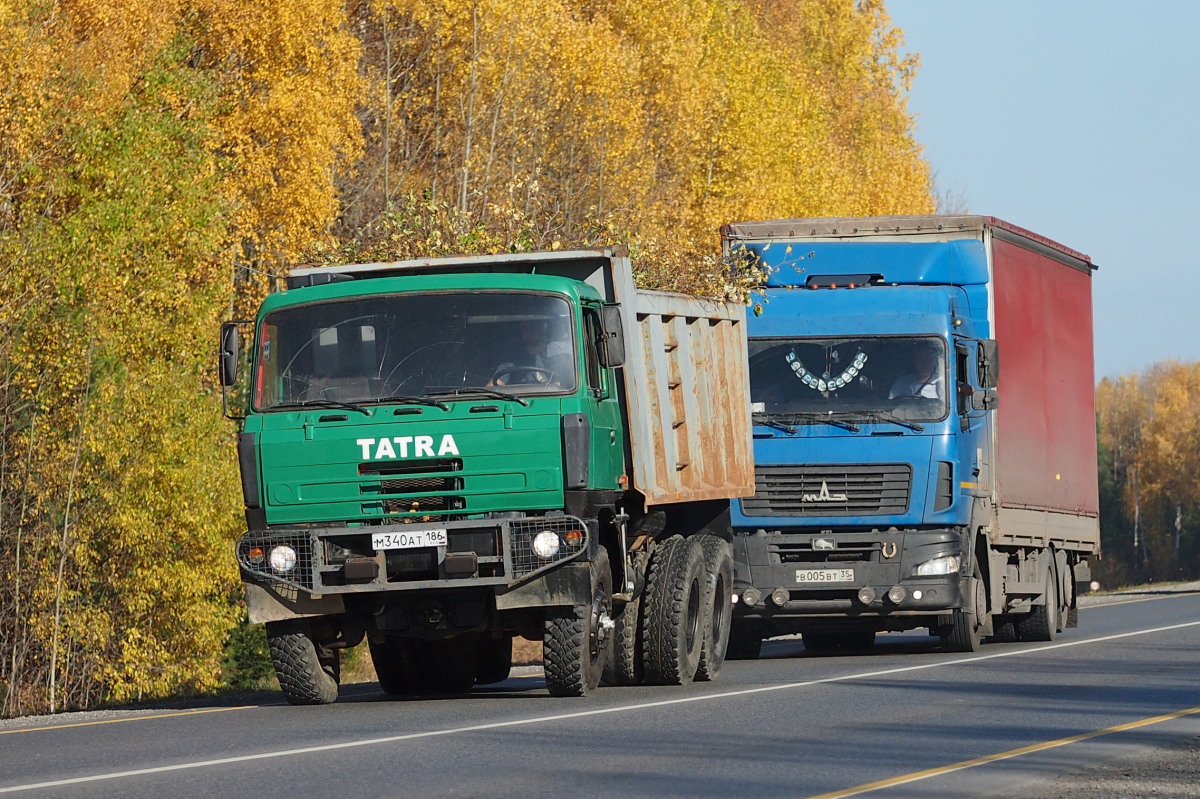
[
  {"left": 475, "top": 634, "right": 514, "bottom": 685},
  {"left": 726, "top": 621, "right": 763, "bottom": 660},
  {"left": 1016, "top": 567, "right": 1059, "bottom": 642},
  {"left": 641, "top": 536, "right": 706, "bottom": 685},
  {"left": 602, "top": 594, "right": 643, "bottom": 686},
  {"left": 941, "top": 560, "right": 986, "bottom": 653},
  {"left": 544, "top": 546, "right": 612, "bottom": 696},
  {"left": 266, "top": 620, "right": 340, "bottom": 705},
  {"left": 369, "top": 635, "right": 420, "bottom": 695},
  {"left": 695, "top": 535, "right": 734, "bottom": 682}
]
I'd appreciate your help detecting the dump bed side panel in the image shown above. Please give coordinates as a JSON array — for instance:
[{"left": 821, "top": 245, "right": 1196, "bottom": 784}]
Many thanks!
[{"left": 619, "top": 289, "right": 755, "bottom": 506}]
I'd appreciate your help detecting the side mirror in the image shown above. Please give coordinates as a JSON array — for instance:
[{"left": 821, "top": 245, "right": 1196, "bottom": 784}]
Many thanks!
[
  {"left": 971, "top": 387, "right": 999, "bottom": 410},
  {"left": 598, "top": 305, "right": 626, "bottom": 368},
  {"left": 977, "top": 339, "right": 999, "bottom": 388},
  {"left": 219, "top": 322, "right": 241, "bottom": 386}
]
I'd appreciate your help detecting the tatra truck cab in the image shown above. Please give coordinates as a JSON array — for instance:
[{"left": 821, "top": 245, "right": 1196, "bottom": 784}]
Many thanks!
[
  {"left": 720, "top": 216, "right": 1099, "bottom": 656},
  {"left": 219, "top": 249, "right": 753, "bottom": 703}
]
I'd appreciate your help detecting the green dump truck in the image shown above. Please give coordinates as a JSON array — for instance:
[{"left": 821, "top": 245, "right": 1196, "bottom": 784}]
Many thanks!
[{"left": 219, "top": 248, "right": 754, "bottom": 703}]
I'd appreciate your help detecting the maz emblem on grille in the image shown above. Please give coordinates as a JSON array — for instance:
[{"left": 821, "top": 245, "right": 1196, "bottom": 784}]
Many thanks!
[{"left": 802, "top": 480, "right": 849, "bottom": 503}]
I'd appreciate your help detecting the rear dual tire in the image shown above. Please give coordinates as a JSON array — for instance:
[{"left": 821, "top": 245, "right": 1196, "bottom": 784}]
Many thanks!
[{"left": 641, "top": 536, "right": 707, "bottom": 685}]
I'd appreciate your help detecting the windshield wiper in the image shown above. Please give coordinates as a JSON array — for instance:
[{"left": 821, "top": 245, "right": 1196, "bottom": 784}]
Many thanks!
[
  {"left": 764, "top": 411, "right": 861, "bottom": 433},
  {"left": 428, "top": 386, "right": 530, "bottom": 407},
  {"left": 373, "top": 394, "right": 450, "bottom": 411},
  {"left": 274, "top": 399, "right": 372, "bottom": 416},
  {"left": 752, "top": 413, "right": 797, "bottom": 434},
  {"left": 858, "top": 410, "right": 924, "bottom": 432}
]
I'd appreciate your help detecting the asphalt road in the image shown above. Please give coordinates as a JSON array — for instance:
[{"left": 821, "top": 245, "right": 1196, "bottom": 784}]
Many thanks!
[{"left": 2, "top": 587, "right": 1198, "bottom": 798}]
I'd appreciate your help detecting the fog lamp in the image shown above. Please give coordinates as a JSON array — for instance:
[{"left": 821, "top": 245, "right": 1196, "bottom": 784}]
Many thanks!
[
  {"left": 886, "top": 585, "right": 907, "bottom": 604},
  {"left": 742, "top": 588, "right": 762, "bottom": 607},
  {"left": 532, "top": 531, "right": 561, "bottom": 559},
  {"left": 269, "top": 545, "right": 297, "bottom": 573},
  {"left": 857, "top": 587, "right": 876, "bottom": 605},
  {"left": 771, "top": 587, "right": 790, "bottom": 607}
]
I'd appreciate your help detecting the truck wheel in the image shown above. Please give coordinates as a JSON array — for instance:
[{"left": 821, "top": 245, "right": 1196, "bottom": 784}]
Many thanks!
[
  {"left": 475, "top": 634, "right": 513, "bottom": 685},
  {"left": 941, "top": 560, "right": 986, "bottom": 653},
  {"left": 1016, "top": 567, "right": 1059, "bottom": 642},
  {"left": 369, "top": 635, "right": 420, "bottom": 695},
  {"left": 544, "top": 545, "right": 612, "bottom": 696},
  {"left": 695, "top": 535, "right": 734, "bottom": 682},
  {"left": 641, "top": 536, "right": 706, "bottom": 685},
  {"left": 266, "top": 620, "right": 340, "bottom": 705},
  {"left": 602, "top": 595, "right": 643, "bottom": 686},
  {"left": 726, "top": 621, "right": 763, "bottom": 660},
  {"left": 990, "top": 617, "right": 1019, "bottom": 643}
]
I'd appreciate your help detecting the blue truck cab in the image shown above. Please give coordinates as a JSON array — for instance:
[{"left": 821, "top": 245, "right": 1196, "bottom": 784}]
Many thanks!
[{"left": 721, "top": 216, "right": 1098, "bottom": 657}]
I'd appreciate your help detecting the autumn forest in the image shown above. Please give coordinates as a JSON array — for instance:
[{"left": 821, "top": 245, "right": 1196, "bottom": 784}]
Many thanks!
[{"left": 0, "top": 0, "right": 1190, "bottom": 717}]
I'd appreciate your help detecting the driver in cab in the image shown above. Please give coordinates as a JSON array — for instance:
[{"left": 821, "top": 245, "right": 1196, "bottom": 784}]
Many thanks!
[
  {"left": 489, "top": 318, "right": 571, "bottom": 387},
  {"left": 889, "top": 343, "right": 942, "bottom": 400}
]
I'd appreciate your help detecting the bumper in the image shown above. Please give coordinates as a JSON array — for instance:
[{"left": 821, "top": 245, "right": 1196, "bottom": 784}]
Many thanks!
[
  {"left": 236, "top": 514, "right": 590, "bottom": 597},
  {"left": 732, "top": 527, "right": 967, "bottom": 620}
]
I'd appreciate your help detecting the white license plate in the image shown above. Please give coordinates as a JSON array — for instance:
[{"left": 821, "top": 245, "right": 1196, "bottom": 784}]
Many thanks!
[
  {"left": 795, "top": 568, "right": 855, "bottom": 584},
  {"left": 371, "top": 528, "right": 448, "bottom": 551}
]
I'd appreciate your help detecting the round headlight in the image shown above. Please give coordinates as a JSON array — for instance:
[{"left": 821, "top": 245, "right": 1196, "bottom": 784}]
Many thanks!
[
  {"left": 531, "top": 531, "right": 561, "bottom": 559},
  {"left": 269, "top": 545, "right": 298, "bottom": 573}
]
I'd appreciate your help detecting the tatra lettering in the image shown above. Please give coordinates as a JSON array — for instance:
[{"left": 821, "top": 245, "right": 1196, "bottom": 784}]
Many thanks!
[{"left": 355, "top": 434, "right": 460, "bottom": 460}]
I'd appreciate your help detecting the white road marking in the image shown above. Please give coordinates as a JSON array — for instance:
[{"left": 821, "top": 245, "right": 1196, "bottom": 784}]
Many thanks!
[{"left": 4, "top": 618, "right": 1200, "bottom": 794}]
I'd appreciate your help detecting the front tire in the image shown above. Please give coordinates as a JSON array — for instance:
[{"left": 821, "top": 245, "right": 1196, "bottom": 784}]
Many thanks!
[
  {"left": 641, "top": 536, "right": 706, "bottom": 685},
  {"left": 266, "top": 620, "right": 340, "bottom": 705},
  {"left": 544, "top": 546, "right": 612, "bottom": 696},
  {"left": 941, "top": 558, "right": 986, "bottom": 653}
]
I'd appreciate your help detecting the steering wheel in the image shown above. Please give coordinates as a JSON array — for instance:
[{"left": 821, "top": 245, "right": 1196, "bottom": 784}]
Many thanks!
[{"left": 491, "top": 364, "right": 553, "bottom": 386}]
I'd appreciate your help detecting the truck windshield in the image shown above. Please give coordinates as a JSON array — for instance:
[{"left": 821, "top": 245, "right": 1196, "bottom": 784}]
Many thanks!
[
  {"left": 748, "top": 335, "right": 948, "bottom": 424},
  {"left": 253, "top": 292, "right": 577, "bottom": 410}
]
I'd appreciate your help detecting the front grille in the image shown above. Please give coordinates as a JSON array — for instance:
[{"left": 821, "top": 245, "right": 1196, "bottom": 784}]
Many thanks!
[
  {"left": 237, "top": 530, "right": 315, "bottom": 590},
  {"left": 360, "top": 458, "right": 461, "bottom": 476},
  {"left": 361, "top": 458, "right": 466, "bottom": 518},
  {"left": 380, "top": 476, "right": 462, "bottom": 494},
  {"left": 383, "top": 496, "right": 465, "bottom": 514},
  {"left": 743, "top": 463, "right": 911, "bottom": 517},
  {"left": 509, "top": 516, "right": 588, "bottom": 580}
]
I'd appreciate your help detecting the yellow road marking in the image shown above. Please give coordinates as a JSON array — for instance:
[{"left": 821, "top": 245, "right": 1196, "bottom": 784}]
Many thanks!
[
  {"left": 0, "top": 705, "right": 255, "bottom": 736},
  {"left": 807, "top": 705, "right": 1200, "bottom": 798}
]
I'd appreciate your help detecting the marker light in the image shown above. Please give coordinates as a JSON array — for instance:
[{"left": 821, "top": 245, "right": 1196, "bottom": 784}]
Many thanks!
[
  {"left": 532, "top": 531, "right": 561, "bottom": 559},
  {"left": 915, "top": 555, "right": 961, "bottom": 576},
  {"left": 247, "top": 546, "right": 266, "bottom": 565},
  {"left": 269, "top": 545, "right": 298, "bottom": 573}
]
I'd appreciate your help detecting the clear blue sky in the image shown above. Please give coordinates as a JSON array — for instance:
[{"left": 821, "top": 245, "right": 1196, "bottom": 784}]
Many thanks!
[{"left": 887, "top": 1, "right": 1200, "bottom": 380}]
